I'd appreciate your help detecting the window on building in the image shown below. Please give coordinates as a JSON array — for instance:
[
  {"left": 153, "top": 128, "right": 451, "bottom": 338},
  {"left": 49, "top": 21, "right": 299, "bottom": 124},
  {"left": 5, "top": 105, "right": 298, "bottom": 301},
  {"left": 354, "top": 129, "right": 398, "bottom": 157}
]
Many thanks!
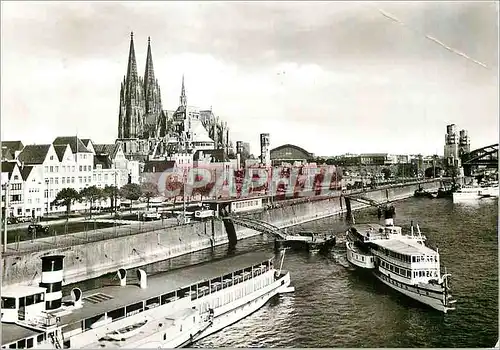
[
  {"left": 50, "top": 156, "right": 54, "bottom": 160},
  {"left": 79, "top": 165, "right": 83, "bottom": 172},
  {"left": 71, "top": 177, "right": 75, "bottom": 183},
  {"left": 49, "top": 190, "right": 53, "bottom": 198},
  {"left": 44, "top": 190, "right": 48, "bottom": 198},
  {"left": 62, "top": 178, "right": 65, "bottom": 184},
  {"left": 72, "top": 166, "right": 75, "bottom": 172},
  {"left": 62, "top": 166, "right": 66, "bottom": 172},
  {"left": 50, "top": 166, "right": 53, "bottom": 172},
  {"left": 49, "top": 178, "right": 53, "bottom": 185},
  {"left": 79, "top": 177, "right": 82, "bottom": 184},
  {"left": 54, "top": 178, "right": 58, "bottom": 185},
  {"left": 55, "top": 166, "right": 59, "bottom": 172}
]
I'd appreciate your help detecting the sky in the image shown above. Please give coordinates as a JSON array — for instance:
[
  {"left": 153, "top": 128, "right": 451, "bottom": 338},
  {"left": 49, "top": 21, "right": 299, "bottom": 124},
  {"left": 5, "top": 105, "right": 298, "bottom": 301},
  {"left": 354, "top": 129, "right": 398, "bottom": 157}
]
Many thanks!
[{"left": 1, "top": 1, "right": 498, "bottom": 157}]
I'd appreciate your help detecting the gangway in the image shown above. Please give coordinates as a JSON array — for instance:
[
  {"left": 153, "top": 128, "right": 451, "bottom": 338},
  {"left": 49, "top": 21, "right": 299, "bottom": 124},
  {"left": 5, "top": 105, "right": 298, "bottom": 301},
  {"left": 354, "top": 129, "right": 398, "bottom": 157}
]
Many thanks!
[
  {"left": 223, "top": 216, "right": 287, "bottom": 240},
  {"left": 344, "top": 195, "right": 384, "bottom": 207}
]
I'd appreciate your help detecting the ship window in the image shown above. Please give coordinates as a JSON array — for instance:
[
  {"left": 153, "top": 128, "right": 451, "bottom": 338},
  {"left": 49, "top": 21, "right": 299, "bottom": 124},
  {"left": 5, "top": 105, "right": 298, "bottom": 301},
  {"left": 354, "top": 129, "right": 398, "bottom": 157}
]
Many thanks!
[
  {"left": 36, "top": 335, "right": 44, "bottom": 344},
  {"left": 26, "top": 338, "right": 33, "bottom": 349},
  {"left": 17, "top": 340, "right": 25, "bottom": 349},
  {"left": 25, "top": 295, "right": 34, "bottom": 306},
  {"left": 125, "top": 302, "right": 143, "bottom": 316},
  {"left": 1, "top": 297, "right": 16, "bottom": 309},
  {"left": 146, "top": 297, "right": 160, "bottom": 309},
  {"left": 34, "top": 294, "right": 43, "bottom": 304},
  {"left": 108, "top": 308, "right": 125, "bottom": 321},
  {"left": 8, "top": 344, "right": 16, "bottom": 349}
]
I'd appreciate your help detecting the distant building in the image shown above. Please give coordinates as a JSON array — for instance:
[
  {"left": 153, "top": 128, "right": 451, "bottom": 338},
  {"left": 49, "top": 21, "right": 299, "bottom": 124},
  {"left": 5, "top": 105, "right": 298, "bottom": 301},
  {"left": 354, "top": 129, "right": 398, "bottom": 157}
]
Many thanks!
[
  {"left": 270, "top": 144, "right": 314, "bottom": 166},
  {"left": 444, "top": 124, "right": 469, "bottom": 172}
]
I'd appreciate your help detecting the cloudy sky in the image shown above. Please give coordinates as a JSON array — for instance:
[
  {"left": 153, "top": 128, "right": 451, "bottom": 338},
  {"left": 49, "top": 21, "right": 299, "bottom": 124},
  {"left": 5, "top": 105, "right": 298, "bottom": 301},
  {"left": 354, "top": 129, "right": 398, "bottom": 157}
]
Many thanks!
[{"left": 1, "top": 1, "right": 498, "bottom": 156}]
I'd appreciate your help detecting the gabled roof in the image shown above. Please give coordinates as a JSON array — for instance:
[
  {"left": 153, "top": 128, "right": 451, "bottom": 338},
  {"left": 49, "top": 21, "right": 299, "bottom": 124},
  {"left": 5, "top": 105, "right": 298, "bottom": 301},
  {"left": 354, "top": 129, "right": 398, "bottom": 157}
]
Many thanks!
[
  {"left": 1, "top": 141, "right": 24, "bottom": 152},
  {"left": 94, "top": 154, "right": 112, "bottom": 169},
  {"left": 1, "top": 141, "right": 24, "bottom": 160},
  {"left": 94, "top": 144, "right": 120, "bottom": 158},
  {"left": 1, "top": 161, "right": 17, "bottom": 176},
  {"left": 53, "top": 137, "right": 91, "bottom": 154},
  {"left": 193, "top": 149, "right": 229, "bottom": 163},
  {"left": 53, "top": 144, "right": 69, "bottom": 162},
  {"left": 18, "top": 144, "right": 51, "bottom": 165},
  {"left": 20, "top": 165, "right": 34, "bottom": 181},
  {"left": 143, "top": 160, "right": 176, "bottom": 173}
]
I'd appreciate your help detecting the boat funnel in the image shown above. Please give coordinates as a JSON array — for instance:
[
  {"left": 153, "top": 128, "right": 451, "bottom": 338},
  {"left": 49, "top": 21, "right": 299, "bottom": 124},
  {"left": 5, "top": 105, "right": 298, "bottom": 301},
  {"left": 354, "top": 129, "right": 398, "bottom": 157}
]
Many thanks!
[
  {"left": 136, "top": 269, "right": 147, "bottom": 289},
  {"left": 117, "top": 268, "right": 127, "bottom": 287},
  {"left": 39, "top": 255, "right": 65, "bottom": 310},
  {"left": 71, "top": 288, "right": 83, "bottom": 308},
  {"left": 383, "top": 206, "right": 395, "bottom": 226}
]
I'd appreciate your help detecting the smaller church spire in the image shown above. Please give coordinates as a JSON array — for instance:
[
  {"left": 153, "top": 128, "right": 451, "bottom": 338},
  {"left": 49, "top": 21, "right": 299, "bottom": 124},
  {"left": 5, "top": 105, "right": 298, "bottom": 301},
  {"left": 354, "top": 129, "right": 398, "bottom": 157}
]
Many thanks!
[{"left": 180, "top": 74, "right": 187, "bottom": 107}]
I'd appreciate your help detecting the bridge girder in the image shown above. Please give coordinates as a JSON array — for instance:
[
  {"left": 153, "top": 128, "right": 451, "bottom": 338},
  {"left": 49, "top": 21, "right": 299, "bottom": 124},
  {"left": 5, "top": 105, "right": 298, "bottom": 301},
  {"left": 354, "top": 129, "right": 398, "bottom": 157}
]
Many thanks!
[{"left": 461, "top": 143, "right": 498, "bottom": 166}]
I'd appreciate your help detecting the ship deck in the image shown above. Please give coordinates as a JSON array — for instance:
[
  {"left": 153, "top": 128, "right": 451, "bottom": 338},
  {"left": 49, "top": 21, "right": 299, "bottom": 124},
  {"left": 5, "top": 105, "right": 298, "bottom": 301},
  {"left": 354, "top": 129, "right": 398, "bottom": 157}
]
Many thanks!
[
  {"left": 374, "top": 238, "right": 437, "bottom": 256},
  {"left": 1, "top": 323, "right": 44, "bottom": 346},
  {"left": 1, "top": 252, "right": 273, "bottom": 345}
]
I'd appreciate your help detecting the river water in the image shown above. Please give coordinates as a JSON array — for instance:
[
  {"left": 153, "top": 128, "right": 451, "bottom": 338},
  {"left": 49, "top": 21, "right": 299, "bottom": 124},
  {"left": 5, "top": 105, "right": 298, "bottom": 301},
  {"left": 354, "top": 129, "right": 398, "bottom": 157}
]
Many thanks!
[{"left": 66, "top": 197, "right": 498, "bottom": 348}]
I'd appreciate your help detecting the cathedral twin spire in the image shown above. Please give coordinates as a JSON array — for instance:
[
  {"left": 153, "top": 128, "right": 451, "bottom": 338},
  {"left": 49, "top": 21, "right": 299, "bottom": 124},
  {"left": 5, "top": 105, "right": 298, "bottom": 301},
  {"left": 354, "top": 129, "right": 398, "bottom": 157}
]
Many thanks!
[{"left": 118, "top": 32, "right": 163, "bottom": 139}]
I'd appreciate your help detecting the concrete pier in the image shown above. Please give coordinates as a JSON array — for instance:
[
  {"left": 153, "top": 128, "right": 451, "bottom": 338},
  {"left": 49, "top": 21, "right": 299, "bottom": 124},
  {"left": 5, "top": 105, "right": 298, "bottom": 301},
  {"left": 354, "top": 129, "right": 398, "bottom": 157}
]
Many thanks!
[{"left": 1, "top": 180, "right": 441, "bottom": 288}]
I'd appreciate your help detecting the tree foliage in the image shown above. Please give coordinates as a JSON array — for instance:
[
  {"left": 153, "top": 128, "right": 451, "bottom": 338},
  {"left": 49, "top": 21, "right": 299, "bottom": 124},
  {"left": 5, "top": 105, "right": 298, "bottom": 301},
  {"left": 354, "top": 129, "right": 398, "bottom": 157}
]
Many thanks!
[
  {"left": 141, "top": 182, "right": 159, "bottom": 210},
  {"left": 103, "top": 185, "right": 119, "bottom": 211},
  {"left": 120, "top": 183, "right": 142, "bottom": 211},
  {"left": 80, "top": 186, "right": 104, "bottom": 217},
  {"left": 52, "top": 188, "right": 80, "bottom": 215},
  {"left": 381, "top": 168, "right": 392, "bottom": 180}
]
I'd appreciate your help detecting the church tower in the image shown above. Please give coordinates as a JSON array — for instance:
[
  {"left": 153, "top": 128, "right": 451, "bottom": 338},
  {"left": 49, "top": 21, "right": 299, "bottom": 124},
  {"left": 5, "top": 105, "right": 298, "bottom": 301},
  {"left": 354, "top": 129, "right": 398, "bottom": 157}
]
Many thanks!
[
  {"left": 118, "top": 32, "right": 146, "bottom": 139},
  {"left": 143, "top": 37, "right": 164, "bottom": 138}
]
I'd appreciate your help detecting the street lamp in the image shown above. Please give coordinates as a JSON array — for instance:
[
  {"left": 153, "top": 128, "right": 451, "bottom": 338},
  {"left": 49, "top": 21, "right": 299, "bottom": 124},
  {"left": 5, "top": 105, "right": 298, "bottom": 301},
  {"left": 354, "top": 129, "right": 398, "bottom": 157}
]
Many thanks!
[
  {"left": 45, "top": 179, "right": 50, "bottom": 219},
  {"left": 3, "top": 181, "right": 9, "bottom": 253}
]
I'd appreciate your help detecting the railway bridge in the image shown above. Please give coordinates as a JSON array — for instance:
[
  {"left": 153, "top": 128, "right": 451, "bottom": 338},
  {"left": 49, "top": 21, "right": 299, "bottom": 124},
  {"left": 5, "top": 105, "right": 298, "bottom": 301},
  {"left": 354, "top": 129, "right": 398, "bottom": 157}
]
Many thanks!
[{"left": 460, "top": 143, "right": 498, "bottom": 176}]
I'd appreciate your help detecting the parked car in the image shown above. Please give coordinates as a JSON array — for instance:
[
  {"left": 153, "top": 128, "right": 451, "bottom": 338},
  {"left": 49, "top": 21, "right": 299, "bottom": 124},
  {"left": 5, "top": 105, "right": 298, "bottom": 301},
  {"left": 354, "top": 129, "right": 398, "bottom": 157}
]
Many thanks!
[{"left": 28, "top": 224, "right": 49, "bottom": 234}]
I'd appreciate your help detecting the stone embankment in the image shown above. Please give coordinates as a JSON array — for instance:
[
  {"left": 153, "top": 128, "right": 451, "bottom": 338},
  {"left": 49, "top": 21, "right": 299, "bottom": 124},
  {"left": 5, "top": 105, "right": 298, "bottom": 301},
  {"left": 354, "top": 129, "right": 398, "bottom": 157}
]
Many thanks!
[{"left": 1, "top": 180, "right": 441, "bottom": 288}]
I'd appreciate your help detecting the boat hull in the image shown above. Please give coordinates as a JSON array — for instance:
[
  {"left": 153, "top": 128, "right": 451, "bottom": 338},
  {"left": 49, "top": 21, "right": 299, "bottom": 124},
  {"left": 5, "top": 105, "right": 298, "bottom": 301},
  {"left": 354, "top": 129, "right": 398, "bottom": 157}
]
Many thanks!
[
  {"left": 191, "top": 272, "right": 292, "bottom": 345},
  {"left": 373, "top": 270, "right": 455, "bottom": 313}
]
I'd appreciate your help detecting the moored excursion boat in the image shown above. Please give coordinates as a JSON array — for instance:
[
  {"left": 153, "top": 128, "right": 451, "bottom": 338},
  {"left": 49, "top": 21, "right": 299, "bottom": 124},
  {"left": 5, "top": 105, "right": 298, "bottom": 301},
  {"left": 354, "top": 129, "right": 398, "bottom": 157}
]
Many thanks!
[
  {"left": 1, "top": 251, "right": 294, "bottom": 349},
  {"left": 345, "top": 214, "right": 456, "bottom": 313}
]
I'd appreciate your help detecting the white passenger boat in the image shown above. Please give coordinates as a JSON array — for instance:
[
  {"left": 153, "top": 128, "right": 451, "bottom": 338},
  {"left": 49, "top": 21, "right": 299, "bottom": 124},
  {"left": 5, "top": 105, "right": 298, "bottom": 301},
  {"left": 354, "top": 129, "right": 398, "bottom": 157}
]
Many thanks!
[
  {"left": 481, "top": 181, "right": 499, "bottom": 198},
  {"left": 345, "top": 216, "right": 456, "bottom": 313},
  {"left": 452, "top": 184, "right": 485, "bottom": 202},
  {"left": 1, "top": 251, "right": 294, "bottom": 349}
]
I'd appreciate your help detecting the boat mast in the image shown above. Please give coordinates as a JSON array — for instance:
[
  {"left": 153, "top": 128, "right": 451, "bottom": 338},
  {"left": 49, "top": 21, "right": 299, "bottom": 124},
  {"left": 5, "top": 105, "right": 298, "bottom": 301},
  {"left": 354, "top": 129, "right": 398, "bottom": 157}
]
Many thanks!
[{"left": 277, "top": 247, "right": 288, "bottom": 275}]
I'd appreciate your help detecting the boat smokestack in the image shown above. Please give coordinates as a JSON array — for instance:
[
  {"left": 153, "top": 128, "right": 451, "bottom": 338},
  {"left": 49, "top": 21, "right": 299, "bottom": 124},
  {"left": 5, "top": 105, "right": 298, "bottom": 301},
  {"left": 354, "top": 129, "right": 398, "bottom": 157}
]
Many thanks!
[
  {"left": 117, "top": 268, "right": 127, "bottom": 287},
  {"left": 384, "top": 205, "right": 395, "bottom": 226},
  {"left": 136, "top": 269, "right": 147, "bottom": 289},
  {"left": 39, "top": 255, "right": 65, "bottom": 310}
]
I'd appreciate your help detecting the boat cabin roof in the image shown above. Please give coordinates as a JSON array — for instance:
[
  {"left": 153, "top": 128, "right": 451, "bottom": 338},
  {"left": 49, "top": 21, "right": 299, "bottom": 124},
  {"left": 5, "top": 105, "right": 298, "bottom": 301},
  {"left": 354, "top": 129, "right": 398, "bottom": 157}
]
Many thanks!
[
  {"left": 56, "top": 251, "right": 273, "bottom": 326},
  {"left": 375, "top": 238, "right": 437, "bottom": 256},
  {"left": 351, "top": 224, "right": 402, "bottom": 238},
  {"left": 2, "top": 286, "right": 46, "bottom": 298},
  {"left": 1, "top": 323, "right": 43, "bottom": 345}
]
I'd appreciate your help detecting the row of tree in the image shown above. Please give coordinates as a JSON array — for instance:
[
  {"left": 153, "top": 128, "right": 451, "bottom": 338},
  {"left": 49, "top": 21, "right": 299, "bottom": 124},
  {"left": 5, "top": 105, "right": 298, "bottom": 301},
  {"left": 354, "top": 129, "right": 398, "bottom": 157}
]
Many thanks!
[{"left": 52, "top": 182, "right": 160, "bottom": 217}]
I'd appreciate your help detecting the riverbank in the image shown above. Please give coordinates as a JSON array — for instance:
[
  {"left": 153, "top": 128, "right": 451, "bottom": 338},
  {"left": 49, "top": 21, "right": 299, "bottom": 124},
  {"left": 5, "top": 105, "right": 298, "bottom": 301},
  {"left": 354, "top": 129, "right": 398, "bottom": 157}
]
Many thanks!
[{"left": 1, "top": 180, "right": 441, "bottom": 288}]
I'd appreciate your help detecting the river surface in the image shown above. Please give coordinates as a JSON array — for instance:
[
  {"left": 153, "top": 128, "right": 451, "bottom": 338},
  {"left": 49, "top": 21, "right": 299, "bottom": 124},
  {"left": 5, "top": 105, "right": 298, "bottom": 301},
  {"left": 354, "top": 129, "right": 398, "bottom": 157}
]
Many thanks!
[{"left": 66, "top": 197, "right": 498, "bottom": 348}]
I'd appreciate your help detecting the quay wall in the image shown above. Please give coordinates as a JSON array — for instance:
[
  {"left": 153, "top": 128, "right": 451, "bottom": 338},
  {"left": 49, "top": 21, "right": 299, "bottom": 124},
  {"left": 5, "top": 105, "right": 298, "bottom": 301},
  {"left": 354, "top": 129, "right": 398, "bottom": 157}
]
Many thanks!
[{"left": 2, "top": 180, "right": 441, "bottom": 288}]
